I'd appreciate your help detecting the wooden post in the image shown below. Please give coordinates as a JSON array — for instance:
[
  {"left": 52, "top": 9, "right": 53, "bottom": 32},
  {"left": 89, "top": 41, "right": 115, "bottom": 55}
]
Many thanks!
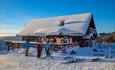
[{"left": 8, "top": 45, "right": 10, "bottom": 51}]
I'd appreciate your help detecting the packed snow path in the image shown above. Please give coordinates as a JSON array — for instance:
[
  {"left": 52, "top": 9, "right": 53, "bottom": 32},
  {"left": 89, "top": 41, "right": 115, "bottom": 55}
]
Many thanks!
[
  {"left": 0, "top": 47, "right": 115, "bottom": 70},
  {"left": 0, "top": 54, "right": 115, "bottom": 70}
]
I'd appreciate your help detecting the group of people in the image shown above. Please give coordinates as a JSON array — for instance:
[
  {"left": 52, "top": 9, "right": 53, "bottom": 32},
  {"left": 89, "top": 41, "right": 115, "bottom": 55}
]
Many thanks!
[
  {"left": 23, "top": 38, "right": 78, "bottom": 58},
  {"left": 24, "top": 39, "right": 52, "bottom": 58}
]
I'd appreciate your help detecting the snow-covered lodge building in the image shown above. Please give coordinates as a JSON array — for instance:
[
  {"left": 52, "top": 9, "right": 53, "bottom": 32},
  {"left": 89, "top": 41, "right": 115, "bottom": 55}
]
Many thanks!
[{"left": 17, "top": 13, "right": 97, "bottom": 47}]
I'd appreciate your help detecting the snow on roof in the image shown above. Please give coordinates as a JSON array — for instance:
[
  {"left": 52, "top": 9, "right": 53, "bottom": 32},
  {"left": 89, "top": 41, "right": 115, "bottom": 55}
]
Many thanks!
[
  {"left": 83, "top": 33, "right": 94, "bottom": 39},
  {"left": 17, "top": 13, "right": 93, "bottom": 36}
]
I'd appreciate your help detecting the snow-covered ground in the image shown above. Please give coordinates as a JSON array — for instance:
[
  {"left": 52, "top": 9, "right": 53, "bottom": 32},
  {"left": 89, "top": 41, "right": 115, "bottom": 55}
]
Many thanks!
[{"left": 0, "top": 44, "right": 115, "bottom": 70}]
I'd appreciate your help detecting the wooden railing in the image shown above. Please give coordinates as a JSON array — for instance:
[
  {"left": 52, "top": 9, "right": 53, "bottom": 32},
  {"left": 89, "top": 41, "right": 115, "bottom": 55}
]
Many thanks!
[{"left": 5, "top": 40, "right": 72, "bottom": 51}]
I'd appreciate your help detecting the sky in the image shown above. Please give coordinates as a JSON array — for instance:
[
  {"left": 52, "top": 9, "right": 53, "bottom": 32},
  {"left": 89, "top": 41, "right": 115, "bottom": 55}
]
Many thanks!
[{"left": 0, "top": 0, "right": 115, "bottom": 36}]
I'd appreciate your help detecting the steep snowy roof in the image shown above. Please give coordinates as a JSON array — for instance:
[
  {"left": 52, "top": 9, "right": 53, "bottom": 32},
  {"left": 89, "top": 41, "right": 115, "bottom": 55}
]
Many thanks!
[{"left": 17, "top": 13, "right": 93, "bottom": 36}]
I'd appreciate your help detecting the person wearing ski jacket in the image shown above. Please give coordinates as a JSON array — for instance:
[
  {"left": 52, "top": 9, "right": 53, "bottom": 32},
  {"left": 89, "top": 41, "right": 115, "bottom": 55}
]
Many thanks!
[
  {"left": 37, "top": 40, "right": 43, "bottom": 58},
  {"left": 24, "top": 39, "right": 30, "bottom": 56},
  {"left": 44, "top": 41, "right": 51, "bottom": 57}
]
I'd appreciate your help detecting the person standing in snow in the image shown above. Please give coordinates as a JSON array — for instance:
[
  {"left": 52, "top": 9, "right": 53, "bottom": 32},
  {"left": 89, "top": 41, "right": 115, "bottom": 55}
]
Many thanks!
[
  {"left": 44, "top": 41, "right": 51, "bottom": 57},
  {"left": 24, "top": 39, "right": 30, "bottom": 56},
  {"left": 72, "top": 40, "right": 77, "bottom": 48},
  {"left": 53, "top": 37, "right": 56, "bottom": 44},
  {"left": 52, "top": 37, "right": 56, "bottom": 49},
  {"left": 60, "top": 39, "right": 66, "bottom": 53},
  {"left": 37, "top": 40, "right": 43, "bottom": 58}
]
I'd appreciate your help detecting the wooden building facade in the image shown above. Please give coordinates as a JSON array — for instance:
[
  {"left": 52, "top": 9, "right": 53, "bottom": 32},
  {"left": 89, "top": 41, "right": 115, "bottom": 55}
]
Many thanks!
[{"left": 17, "top": 13, "right": 97, "bottom": 47}]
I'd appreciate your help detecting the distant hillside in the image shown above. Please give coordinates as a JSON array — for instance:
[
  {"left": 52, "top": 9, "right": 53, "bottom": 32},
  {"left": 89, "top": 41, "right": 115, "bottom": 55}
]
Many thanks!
[
  {"left": 98, "top": 32, "right": 115, "bottom": 43},
  {"left": 0, "top": 36, "right": 18, "bottom": 45}
]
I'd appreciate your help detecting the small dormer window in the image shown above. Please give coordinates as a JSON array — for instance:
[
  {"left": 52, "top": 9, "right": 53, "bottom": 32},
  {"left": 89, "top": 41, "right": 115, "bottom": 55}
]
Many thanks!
[{"left": 59, "top": 20, "right": 65, "bottom": 26}]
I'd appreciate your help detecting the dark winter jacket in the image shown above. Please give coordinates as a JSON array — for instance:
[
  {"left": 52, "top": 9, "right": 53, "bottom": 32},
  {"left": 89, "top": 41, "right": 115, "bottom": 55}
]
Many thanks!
[{"left": 37, "top": 44, "right": 43, "bottom": 51}]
